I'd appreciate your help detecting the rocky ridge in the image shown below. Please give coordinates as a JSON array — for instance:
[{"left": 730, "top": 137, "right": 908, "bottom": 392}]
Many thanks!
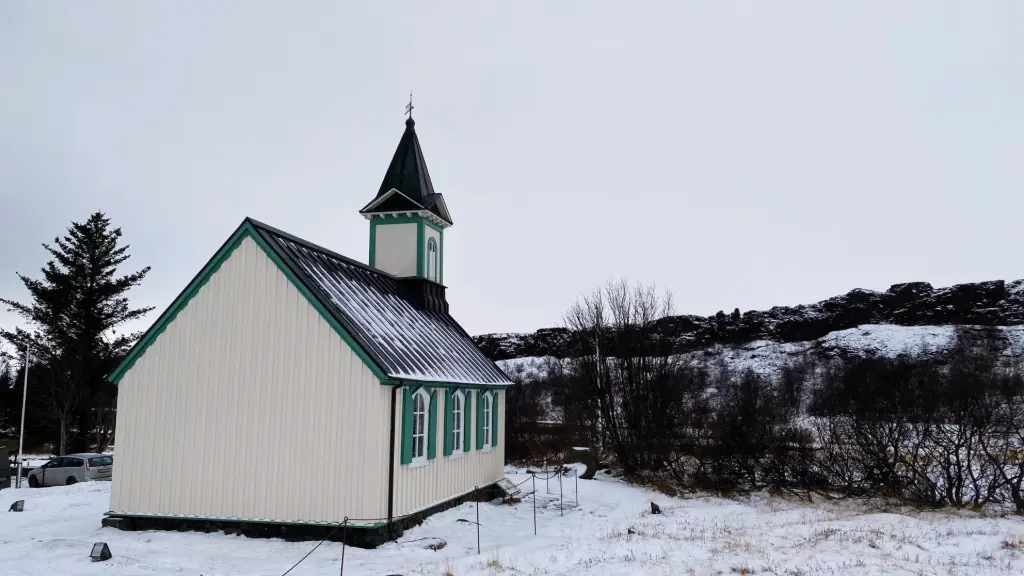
[{"left": 474, "top": 279, "right": 1024, "bottom": 362}]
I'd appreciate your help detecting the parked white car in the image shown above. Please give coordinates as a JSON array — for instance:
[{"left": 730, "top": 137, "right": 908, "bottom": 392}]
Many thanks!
[{"left": 26, "top": 453, "right": 113, "bottom": 488}]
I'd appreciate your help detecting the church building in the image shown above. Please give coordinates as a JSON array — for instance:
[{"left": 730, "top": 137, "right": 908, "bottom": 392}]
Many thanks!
[{"left": 103, "top": 115, "right": 512, "bottom": 544}]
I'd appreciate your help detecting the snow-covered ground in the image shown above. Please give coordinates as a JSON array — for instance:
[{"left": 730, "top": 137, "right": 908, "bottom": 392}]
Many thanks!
[{"left": 3, "top": 466, "right": 1024, "bottom": 575}]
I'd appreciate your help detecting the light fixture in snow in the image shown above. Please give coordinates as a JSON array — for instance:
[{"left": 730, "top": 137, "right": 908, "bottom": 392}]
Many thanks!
[
  {"left": 90, "top": 542, "right": 112, "bottom": 562},
  {"left": 8, "top": 500, "right": 24, "bottom": 512}
]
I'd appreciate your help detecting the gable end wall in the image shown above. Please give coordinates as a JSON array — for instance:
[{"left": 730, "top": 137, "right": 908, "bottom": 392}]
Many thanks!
[{"left": 110, "top": 236, "right": 392, "bottom": 523}]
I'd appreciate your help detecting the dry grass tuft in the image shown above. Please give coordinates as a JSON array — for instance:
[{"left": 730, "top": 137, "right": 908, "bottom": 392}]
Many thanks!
[{"left": 1001, "top": 536, "right": 1024, "bottom": 550}]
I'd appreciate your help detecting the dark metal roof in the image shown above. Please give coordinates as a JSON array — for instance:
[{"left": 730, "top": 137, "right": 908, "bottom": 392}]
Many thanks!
[
  {"left": 249, "top": 219, "right": 510, "bottom": 385},
  {"left": 361, "top": 118, "right": 452, "bottom": 225}
]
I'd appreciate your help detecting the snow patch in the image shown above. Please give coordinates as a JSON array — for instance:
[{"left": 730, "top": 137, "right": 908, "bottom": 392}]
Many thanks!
[{"left": 3, "top": 470, "right": 1024, "bottom": 574}]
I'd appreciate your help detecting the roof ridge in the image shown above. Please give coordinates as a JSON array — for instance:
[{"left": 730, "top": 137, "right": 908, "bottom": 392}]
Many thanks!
[{"left": 245, "top": 217, "right": 395, "bottom": 279}]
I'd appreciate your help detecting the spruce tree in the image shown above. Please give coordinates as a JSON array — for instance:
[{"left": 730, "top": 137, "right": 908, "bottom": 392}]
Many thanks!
[
  {"left": 0, "top": 356, "right": 14, "bottom": 433},
  {"left": 1, "top": 212, "right": 152, "bottom": 454}
]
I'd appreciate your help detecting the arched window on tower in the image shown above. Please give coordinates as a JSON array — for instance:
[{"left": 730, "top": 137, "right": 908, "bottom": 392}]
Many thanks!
[{"left": 426, "top": 237, "right": 438, "bottom": 282}]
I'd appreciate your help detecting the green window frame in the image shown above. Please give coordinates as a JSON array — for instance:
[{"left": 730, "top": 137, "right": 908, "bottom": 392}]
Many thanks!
[
  {"left": 464, "top": 389, "right": 474, "bottom": 452},
  {"left": 444, "top": 389, "right": 467, "bottom": 457},
  {"left": 401, "top": 387, "right": 437, "bottom": 465},
  {"left": 476, "top": 390, "right": 485, "bottom": 450},
  {"left": 406, "top": 387, "right": 498, "bottom": 463},
  {"left": 426, "top": 237, "right": 438, "bottom": 282},
  {"left": 491, "top": 390, "right": 499, "bottom": 449},
  {"left": 481, "top": 392, "right": 494, "bottom": 449},
  {"left": 427, "top": 389, "right": 438, "bottom": 460}
]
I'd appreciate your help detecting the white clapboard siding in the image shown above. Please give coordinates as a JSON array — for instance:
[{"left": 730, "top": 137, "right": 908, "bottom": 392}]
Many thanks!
[
  {"left": 391, "top": 389, "right": 505, "bottom": 517},
  {"left": 110, "top": 236, "right": 393, "bottom": 523}
]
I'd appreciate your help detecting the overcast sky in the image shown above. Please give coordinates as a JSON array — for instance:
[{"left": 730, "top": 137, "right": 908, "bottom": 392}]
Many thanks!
[{"left": 1, "top": 1, "right": 1022, "bottom": 341}]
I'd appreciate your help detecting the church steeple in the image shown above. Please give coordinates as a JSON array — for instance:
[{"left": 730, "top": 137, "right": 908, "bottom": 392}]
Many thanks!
[{"left": 361, "top": 115, "right": 451, "bottom": 283}]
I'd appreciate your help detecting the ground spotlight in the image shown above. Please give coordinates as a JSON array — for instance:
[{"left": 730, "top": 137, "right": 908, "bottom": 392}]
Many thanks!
[{"left": 89, "top": 542, "right": 112, "bottom": 562}]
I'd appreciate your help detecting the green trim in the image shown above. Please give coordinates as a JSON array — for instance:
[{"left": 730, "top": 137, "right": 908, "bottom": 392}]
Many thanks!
[
  {"left": 367, "top": 214, "right": 443, "bottom": 281},
  {"left": 387, "top": 380, "right": 510, "bottom": 390},
  {"left": 476, "top": 390, "right": 485, "bottom": 450},
  {"left": 423, "top": 219, "right": 443, "bottom": 235},
  {"left": 108, "top": 222, "right": 391, "bottom": 384},
  {"left": 246, "top": 230, "right": 389, "bottom": 382},
  {"left": 368, "top": 214, "right": 435, "bottom": 227},
  {"left": 103, "top": 511, "right": 386, "bottom": 529},
  {"left": 369, "top": 219, "right": 377, "bottom": 267},
  {"left": 416, "top": 219, "right": 425, "bottom": 277},
  {"left": 466, "top": 387, "right": 473, "bottom": 450},
  {"left": 462, "top": 389, "right": 472, "bottom": 452},
  {"left": 401, "top": 387, "right": 413, "bottom": 465},
  {"left": 108, "top": 224, "right": 251, "bottom": 383},
  {"left": 491, "top": 390, "right": 499, "bottom": 447},
  {"left": 443, "top": 389, "right": 454, "bottom": 456},
  {"left": 427, "top": 389, "right": 438, "bottom": 460}
]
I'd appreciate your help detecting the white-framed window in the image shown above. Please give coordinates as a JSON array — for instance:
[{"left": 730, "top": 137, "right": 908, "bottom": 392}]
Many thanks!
[
  {"left": 412, "top": 388, "right": 430, "bottom": 462},
  {"left": 426, "top": 237, "right": 438, "bottom": 281},
  {"left": 482, "top": 392, "right": 493, "bottom": 449},
  {"left": 452, "top": 390, "right": 465, "bottom": 454}
]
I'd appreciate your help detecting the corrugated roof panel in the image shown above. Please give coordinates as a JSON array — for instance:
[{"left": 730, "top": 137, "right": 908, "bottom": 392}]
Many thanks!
[{"left": 253, "top": 222, "right": 511, "bottom": 385}]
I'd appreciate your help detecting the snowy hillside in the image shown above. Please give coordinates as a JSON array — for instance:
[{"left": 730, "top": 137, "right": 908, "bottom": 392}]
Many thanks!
[
  {"left": 477, "top": 278, "right": 1024, "bottom": 362},
  {"left": 497, "top": 324, "right": 1024, "bottom": 383}
]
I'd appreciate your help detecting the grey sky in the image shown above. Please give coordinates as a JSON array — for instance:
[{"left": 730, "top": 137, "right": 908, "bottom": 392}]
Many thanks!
[{"left": 1, "top": 1, "right": 1022, "bottom": 341}]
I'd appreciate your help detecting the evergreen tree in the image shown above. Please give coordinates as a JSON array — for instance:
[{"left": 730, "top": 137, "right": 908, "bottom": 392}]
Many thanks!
[
  {"left": 0, "top": 355, "right": 14, "bottom": 433},
  {"left": 1, "top": 212, "right": 152, "bottom": 454}
]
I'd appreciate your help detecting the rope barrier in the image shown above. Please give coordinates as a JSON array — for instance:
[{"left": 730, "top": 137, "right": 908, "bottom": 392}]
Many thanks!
[
  {"left": 276, "top": 469, "right": 581, "bottom": 574},
  {"left": 279, "top": 522, "right": 342, "bottom": 576}
]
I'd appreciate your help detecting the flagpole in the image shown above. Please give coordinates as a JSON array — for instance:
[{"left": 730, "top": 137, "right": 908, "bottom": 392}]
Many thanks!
[{"left": 15, "top": 344, "right": 29, "bottom": 489}]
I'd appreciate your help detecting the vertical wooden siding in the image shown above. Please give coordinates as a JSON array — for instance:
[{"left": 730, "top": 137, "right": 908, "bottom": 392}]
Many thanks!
[
  {"left": 109, "top": 236, "right": 393, "bottom": 523},
  {"left": 392, "top": 389, "right": 505, "bottom": 517}
]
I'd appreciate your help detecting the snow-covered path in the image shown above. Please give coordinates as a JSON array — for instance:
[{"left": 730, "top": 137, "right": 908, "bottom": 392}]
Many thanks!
[{"left": 3, "top": 466, "right": 1024, "bottom": 575}]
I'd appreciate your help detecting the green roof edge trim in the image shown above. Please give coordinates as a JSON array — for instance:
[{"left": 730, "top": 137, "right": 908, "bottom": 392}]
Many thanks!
[
  {"left": 246, "top": 225, "right": 392, "bottom": 382},
  {"left": 108, "top": 223, "right": 252, "bottom": 383},
  {"left": 108, "top": 221, "right": 391, "bottom": 384},
  {"left": 389, "top": 380, "right": 510, "bottom": 389}
]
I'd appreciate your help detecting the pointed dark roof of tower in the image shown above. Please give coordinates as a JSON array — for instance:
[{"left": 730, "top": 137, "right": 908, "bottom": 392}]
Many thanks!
[{"left": 360, "top": 117, "right": 452, "bottom": 225}]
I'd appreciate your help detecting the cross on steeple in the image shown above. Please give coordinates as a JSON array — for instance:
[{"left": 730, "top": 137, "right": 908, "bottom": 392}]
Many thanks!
[{"left": 405, "top": 92, "right": 414, "bottom": 119}]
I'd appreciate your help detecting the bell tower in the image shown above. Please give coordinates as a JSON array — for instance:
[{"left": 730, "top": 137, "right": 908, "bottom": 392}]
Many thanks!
[{"left": 360, "top": 113, "right": 453, "bottom": 283}]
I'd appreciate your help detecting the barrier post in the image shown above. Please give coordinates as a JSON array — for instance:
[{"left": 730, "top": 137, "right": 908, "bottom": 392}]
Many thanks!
[
  {"left": 339, "top": 517, "right": 348, "bottom": 576},
  {"left": 532, "top": 474, "right": 537, "bottom": 535},
  {"left": 559, "top": 470, "right": 563, "bottom": 517}
]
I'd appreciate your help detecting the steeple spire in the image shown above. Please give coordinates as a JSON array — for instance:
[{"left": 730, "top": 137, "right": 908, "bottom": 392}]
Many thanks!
[
  {"left": 359, "top": 112, "right": 452, "bottom": 226},
  {"left": 360, "top": 110, "right": 453, "bottom": 283}
]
